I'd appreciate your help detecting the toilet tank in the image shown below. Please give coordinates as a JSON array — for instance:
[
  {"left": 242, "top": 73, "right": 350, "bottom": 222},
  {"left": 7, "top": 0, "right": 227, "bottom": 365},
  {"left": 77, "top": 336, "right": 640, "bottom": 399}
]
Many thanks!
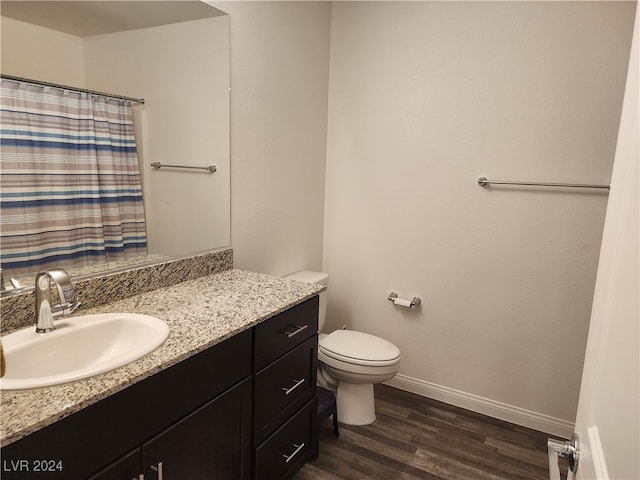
[{"left": 284, "top": 270, "right": 329, "bottom": 331}]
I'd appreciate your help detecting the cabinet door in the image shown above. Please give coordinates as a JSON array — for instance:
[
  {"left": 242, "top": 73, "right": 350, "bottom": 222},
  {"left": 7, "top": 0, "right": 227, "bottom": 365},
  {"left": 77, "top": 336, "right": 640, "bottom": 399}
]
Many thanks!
[
  {"left": 87, "top": 449, "right": 142, "bottom": 480},
  {"left": 143, "top": 378, "right": 252, "bottom": 480}
]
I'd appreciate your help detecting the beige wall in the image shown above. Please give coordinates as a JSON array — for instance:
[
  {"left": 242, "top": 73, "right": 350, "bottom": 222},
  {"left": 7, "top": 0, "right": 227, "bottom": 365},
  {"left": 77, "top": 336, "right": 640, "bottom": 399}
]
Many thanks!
[
  {"left": 215, "top": 1, "right": 331, "bottom": 275},
  {"left": 323, "top": 1, "right": 635, "bottom": 435},
  {"left": 83, "top": 16, "right": 231, "bottom": 256},
  {"left": 1, "top": 17, "right": 85, "bottom": 86}
]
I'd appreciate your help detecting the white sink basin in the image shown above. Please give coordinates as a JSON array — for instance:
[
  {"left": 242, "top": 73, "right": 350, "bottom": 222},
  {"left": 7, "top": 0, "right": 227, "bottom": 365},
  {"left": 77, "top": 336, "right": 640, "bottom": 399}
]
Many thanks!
[{"left": 0, "top": 313, "right": 170, "bottom": 390}]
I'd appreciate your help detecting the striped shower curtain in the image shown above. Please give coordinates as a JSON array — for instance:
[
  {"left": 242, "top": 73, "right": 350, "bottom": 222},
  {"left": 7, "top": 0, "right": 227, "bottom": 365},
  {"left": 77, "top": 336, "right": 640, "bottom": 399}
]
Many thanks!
[{"left": 0, "top": 79, "right": 147, "bottom": 277}]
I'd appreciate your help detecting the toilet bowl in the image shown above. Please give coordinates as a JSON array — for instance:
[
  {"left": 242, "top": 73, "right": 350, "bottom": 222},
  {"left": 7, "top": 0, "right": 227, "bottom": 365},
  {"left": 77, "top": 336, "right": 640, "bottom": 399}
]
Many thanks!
[{"left": 285, "top": 271, "right": 401, "bottom": 426}]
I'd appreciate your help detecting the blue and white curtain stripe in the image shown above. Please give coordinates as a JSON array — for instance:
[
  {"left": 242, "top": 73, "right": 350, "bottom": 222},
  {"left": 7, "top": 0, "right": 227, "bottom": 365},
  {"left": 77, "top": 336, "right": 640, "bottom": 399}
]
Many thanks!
[{"left": 0, "top": 79, "right": 148, "bottom": 276}]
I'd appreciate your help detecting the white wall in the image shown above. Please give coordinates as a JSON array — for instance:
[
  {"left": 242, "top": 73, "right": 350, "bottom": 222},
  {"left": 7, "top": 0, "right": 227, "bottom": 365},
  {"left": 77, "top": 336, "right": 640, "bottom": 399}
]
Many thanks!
[
  {"left": 83, "top": 16, "right": 231, "bottom": 256},
  {"left": 1, "top": 17, "right": 85, "bottom": 86},
  {"left": 215, "top": 1, "right": 331, "bottom": 275},
  {"left": 323, "top": 1, "right": 635, "bottom": 435}
]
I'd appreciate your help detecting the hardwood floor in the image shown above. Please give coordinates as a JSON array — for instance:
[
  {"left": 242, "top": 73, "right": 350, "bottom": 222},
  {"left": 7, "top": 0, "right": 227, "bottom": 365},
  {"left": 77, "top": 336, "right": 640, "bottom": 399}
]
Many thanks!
[{"left": 294, "top": 385, "right": 568, "bottom": 480}]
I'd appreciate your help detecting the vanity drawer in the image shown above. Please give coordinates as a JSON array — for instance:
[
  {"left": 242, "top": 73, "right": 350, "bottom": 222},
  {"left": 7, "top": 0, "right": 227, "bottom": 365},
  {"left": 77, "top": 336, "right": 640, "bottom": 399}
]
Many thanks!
[
  {"left": 254, "top": 297, "right": 318, "bottom": 370},
  {"left": 254, "top": 336, "right": 317, "bottom": 443},
  {"left": 254, "top": 398, "right": 317, "bottom": 480}
]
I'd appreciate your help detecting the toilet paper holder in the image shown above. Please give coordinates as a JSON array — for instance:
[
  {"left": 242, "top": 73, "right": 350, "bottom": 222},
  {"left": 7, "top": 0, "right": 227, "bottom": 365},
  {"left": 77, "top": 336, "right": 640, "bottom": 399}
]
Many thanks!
[{"left": 388, "top": 292, "right": 421, "bottom": 308}]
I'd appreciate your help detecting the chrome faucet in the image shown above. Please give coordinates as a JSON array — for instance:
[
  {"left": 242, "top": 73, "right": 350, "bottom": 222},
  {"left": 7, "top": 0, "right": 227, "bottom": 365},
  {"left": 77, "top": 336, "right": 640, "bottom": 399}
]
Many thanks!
[{"left": 35, "top": 269, "right": 80, "bottom": 333}]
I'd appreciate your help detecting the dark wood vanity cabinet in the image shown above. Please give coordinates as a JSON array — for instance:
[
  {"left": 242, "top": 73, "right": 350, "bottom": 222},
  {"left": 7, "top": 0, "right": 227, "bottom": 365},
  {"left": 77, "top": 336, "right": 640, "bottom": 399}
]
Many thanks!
[
  {"left": 1, "top": 296, "right": 319, "bottom": 480},
  {"left": 140, "top": 378, "right": 252, "bottom": 480},
  {"left": 2, "top": 329, "right": 253, "bottom": 480},
  {"left": 253, "top": 297, "right": 319, "bottom": 480},
  {"left": 88, "top": 379, "right": 252, "bottom": 480},
  {"left": 86, "top": 449, "right": 141, "bottom": 480}
]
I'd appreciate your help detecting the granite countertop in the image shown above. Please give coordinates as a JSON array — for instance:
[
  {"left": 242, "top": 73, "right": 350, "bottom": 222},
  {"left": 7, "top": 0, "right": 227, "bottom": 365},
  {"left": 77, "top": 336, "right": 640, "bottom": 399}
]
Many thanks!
[{"left": 1, "top": 269, "right": 324, "bottom": 447}]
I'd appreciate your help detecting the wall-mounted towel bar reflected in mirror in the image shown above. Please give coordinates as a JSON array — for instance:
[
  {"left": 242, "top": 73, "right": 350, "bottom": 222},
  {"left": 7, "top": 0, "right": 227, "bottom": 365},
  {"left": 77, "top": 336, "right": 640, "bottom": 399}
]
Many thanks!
[
  {"left": 477, "top": 177, "right": 610, "bottom": 191},
  {"left": 151, "top": 162, "right": 217, "bottom": 173}
]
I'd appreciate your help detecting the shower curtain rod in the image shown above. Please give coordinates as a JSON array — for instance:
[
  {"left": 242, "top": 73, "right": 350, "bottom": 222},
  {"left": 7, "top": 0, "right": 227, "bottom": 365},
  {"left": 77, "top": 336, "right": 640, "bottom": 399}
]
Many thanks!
[{"left": 1, "top": 74, "right": 145, "bottom": 105}]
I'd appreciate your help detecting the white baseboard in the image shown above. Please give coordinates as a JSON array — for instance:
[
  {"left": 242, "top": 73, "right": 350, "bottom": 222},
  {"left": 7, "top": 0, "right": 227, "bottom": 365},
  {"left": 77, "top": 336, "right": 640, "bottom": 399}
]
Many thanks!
[{"left": 384, "top": 374, "right": 575, "bottom": 439}]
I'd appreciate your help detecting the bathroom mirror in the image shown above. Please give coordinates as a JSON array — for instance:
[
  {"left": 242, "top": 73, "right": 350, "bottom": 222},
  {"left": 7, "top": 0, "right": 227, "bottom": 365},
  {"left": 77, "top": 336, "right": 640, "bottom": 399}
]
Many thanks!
[{"left": 0, "top": 1, "right": 230, "bottom": 287}]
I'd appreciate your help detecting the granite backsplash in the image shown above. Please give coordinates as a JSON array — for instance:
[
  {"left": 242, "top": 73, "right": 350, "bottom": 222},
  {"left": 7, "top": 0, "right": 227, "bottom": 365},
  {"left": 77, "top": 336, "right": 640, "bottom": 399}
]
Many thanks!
[{"left": 0, "top": 248, "right": 233, "bottom": 334}]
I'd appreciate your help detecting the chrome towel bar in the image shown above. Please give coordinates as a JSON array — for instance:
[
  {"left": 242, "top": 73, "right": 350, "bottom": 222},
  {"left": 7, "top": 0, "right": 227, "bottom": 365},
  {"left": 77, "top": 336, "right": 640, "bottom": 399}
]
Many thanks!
[
  {"left": 151, "top": 162, "right": 216, "bottom": 173},
  {"left": 478, "top": 177, "right": 609, "bottom": 190}
]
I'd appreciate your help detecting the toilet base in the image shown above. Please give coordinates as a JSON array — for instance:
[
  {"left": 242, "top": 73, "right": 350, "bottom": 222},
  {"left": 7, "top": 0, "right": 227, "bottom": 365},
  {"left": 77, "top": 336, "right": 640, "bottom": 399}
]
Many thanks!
[{"left": 336, "top": 382, "right": 376, "bottom": 425}]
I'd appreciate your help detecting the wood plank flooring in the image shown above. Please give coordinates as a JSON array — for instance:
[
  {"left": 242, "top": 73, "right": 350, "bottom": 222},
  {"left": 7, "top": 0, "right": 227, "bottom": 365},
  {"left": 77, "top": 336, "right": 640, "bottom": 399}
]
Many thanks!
[{"left": 294, "top": 385, "right": 568, "bottom": 480}]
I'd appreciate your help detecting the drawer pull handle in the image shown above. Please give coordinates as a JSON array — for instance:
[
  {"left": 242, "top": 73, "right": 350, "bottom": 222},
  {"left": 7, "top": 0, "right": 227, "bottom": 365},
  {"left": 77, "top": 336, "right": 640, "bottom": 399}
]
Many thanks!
[
  {"left": 282, "top": 378, "right": 305, "bottom": 395},
  {"left": 282, "top": 443, "right": 305, "bottom": 463},
  {"left": 151, "top": 462, "right": 163, "bottom": 480},
  {"left": 284, "top": 324, "right": 308, "bottom": 338}
]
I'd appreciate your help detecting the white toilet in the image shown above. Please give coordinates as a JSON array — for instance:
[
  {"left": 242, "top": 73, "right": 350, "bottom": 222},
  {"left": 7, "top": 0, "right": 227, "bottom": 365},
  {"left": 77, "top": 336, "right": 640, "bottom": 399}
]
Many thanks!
[{"left": 285, "top": 270, "right": 401, "bottom": 426}]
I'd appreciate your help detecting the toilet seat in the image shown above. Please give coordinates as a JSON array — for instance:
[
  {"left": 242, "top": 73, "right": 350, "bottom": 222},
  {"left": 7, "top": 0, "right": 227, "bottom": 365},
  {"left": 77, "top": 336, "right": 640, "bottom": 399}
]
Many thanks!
[{"left": 319, "top": 330, "right": 400, "bottom": 367}]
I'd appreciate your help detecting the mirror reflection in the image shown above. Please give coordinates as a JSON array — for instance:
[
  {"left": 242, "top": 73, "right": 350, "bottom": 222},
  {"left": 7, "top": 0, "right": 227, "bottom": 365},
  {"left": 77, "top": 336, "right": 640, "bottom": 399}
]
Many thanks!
[{"left": 0, "top": 1, "right": 230, "bottom": 287}]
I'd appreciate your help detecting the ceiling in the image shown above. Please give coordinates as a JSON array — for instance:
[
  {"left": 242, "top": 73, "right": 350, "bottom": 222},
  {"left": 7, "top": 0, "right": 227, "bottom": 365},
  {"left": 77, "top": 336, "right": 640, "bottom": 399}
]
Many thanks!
[{"left": 0, "top": 1, "right": 226, "bottom": 37}]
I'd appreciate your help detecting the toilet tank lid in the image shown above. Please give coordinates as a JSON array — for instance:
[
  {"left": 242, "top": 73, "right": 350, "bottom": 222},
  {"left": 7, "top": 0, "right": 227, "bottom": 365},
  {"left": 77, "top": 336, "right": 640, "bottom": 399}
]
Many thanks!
[{"left": 284, "top": 270, "right": 329, "bottom": 286}]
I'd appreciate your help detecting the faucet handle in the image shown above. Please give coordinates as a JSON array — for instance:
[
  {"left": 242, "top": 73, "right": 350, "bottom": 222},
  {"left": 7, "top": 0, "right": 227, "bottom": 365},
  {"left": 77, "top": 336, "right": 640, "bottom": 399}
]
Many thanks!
[
  {"left": 47, "top": 269, "right": 80, "bottom": 314},
  {"left": 35, "top": 268, "right": 80, "bottom": 333}
]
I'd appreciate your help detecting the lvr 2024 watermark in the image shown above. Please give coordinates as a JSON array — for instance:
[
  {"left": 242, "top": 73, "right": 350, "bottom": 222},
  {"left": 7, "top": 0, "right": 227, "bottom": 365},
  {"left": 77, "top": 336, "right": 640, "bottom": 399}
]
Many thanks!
[{"left": 3, "top": 459, "right": 63, "bottom": 473}]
